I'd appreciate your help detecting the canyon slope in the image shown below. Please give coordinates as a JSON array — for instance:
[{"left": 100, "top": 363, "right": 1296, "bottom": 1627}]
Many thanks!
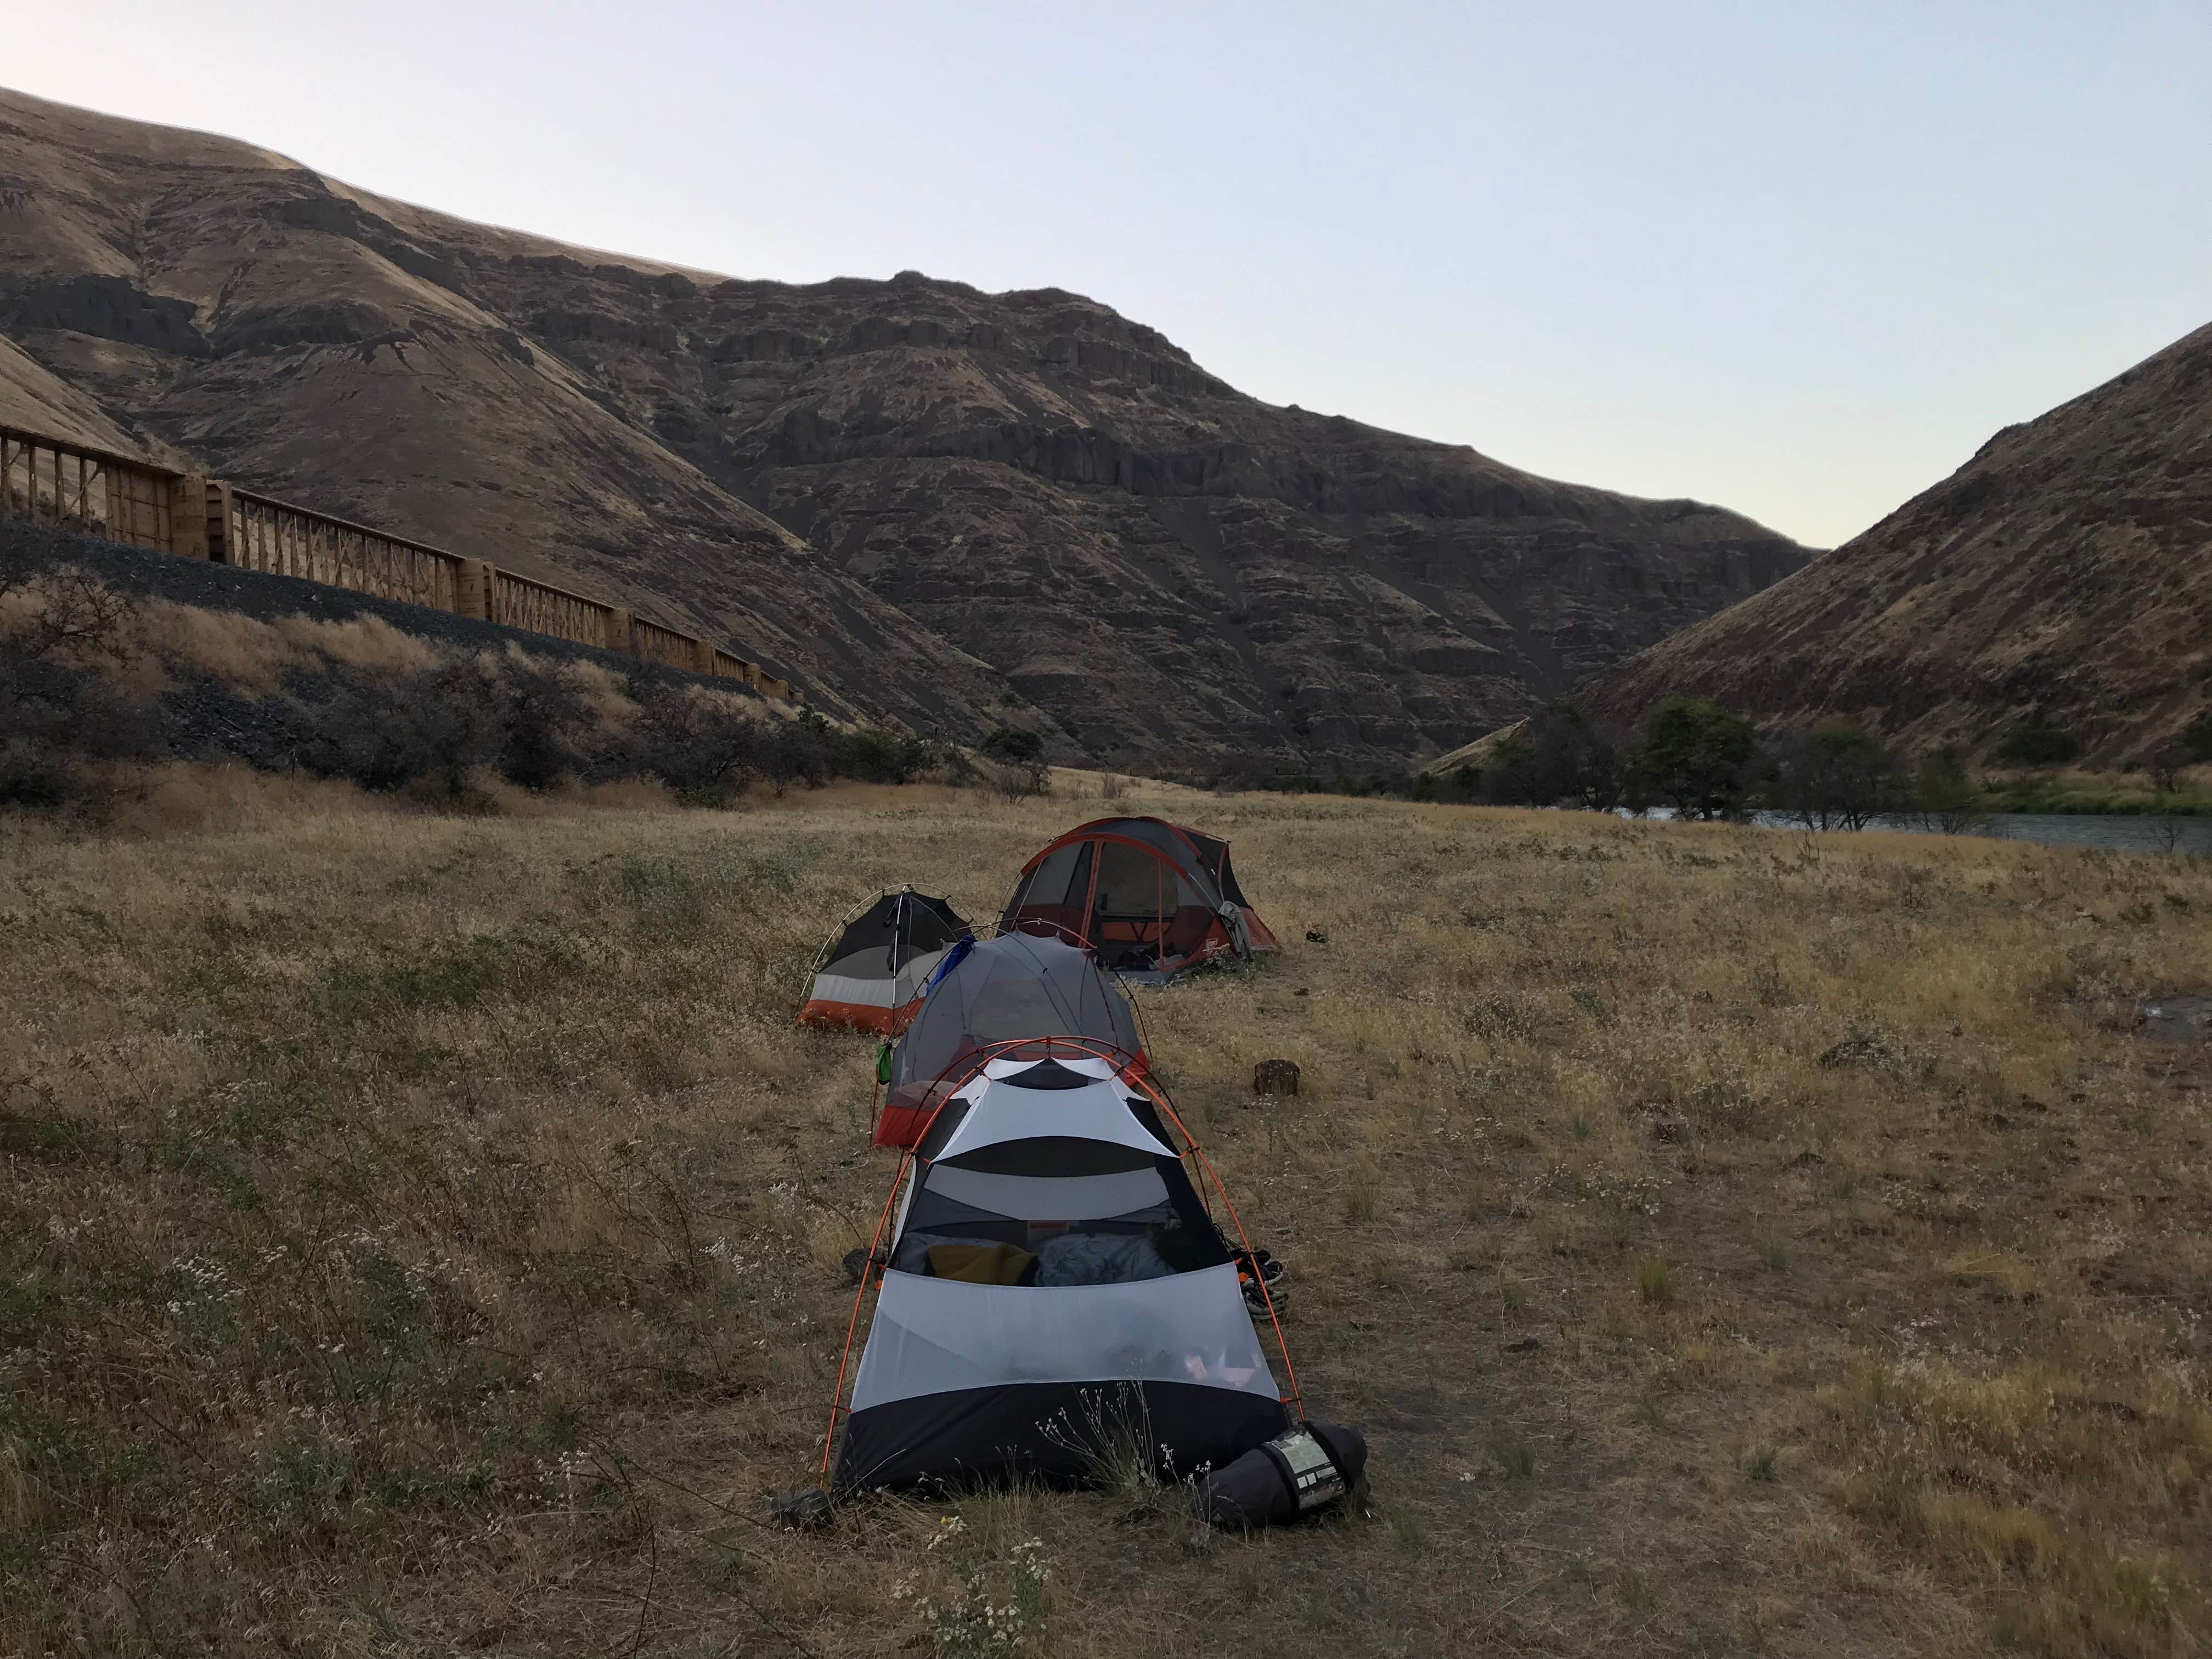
[
  {"left": 1556, "top": 321, "right": 2212, "bottom": 764},
  {"left": 0, "top": 86, "right": 1809, "bottom": 770}
]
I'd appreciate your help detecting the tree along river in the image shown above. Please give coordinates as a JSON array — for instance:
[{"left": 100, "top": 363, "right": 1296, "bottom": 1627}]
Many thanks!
[{"left": 1630, "top": 809, "right": 2212, "bottom": 856}]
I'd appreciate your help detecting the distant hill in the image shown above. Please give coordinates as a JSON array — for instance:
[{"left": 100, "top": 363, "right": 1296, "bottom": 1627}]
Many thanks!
[
  {"left": 0, "top": 87, "right": 1809, "bottom": 771},
  {"left": 1549, "top": 320, "right": 2212, "bottom": 765}
]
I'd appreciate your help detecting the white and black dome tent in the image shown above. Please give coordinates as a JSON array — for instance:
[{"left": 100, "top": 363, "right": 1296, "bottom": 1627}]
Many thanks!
[
  {"left": 827, "top": 1052, "right": 1298, "bottom": 1494},
  {"left": 798, "top": 887, "right": 969, "bottom": 1035}
]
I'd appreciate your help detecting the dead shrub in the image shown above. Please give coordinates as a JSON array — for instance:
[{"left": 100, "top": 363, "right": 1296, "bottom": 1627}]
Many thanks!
[
  {"left": 273, "top": 612, "right": 441, "bottom": 674},
  {"left": 490, "top": 650, "right": 591, "bottom": 790},
  {"left": 294, "top": 659, "right": 498, "bottom": 794},
  {"left": 625, "top": 680, "right": 769, "bottom": 799},
  {"left": 988, "top": 758, "right": 1053, "bottom": 802},
  {"left": 0, "top": 549, "right": 164, "bottom": 810}
]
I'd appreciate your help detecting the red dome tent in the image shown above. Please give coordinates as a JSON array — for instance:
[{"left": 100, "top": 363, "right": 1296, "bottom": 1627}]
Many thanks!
[{"left": 1000, "top": 817, "right": 1278, "bottom": 983}]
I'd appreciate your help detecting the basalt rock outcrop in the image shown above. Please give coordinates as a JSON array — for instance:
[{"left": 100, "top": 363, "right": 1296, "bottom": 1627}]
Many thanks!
[
  {"left": 1, "top": 87, "right": 1809, "bottom": 770},
  {"left": 1553, "top": 320, "right": 2212, "bottom": 765}
]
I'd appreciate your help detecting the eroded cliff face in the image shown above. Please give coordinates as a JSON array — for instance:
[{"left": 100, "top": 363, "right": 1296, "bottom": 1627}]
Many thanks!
[
  {"left": 0, "top": 86, "right": 1808, "bottom": 770},
  {"left": 1555, "top": 320, "right": 2212, "bottom": 766},
  {"left": 444, "top": 260, "right": 1807, "bottom": 770}
]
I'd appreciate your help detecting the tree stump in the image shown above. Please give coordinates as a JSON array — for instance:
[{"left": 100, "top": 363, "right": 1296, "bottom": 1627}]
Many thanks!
[{"left": 1253, "top": 1059, "right": 1301, "bottom": 1097}]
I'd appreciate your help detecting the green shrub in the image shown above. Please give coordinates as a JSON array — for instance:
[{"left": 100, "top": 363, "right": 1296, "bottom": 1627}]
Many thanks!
[
  {"left": 2179, "top": 707, "right": 2212, "bottom": 765},
  {"left": 979, "top": 726, "right": 1043, "bottom": 764},
  {"left": 1632, "top": 697, "right": 1756, "bottom": 819},
  {"left": 1761, "top": 719, "right": 1898, "bottom": 830}
]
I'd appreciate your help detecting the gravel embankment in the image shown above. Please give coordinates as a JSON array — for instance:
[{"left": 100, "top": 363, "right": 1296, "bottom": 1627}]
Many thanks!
[
  {"left": 2, "top": 517, "right": 763, "bottom": 690},
  {"left": 4, "top": 517, "right": 775, "bottom": 768}
]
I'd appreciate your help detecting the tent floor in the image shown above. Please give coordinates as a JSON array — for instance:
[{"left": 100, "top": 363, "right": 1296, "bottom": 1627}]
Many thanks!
[{"left": 835, "top": 1379, "right": 1291, "bottom": 1495}]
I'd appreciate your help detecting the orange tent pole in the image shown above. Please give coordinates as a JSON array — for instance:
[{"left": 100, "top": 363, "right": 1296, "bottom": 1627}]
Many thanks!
[{"left": 821, "top": 1150, "right": 911, "bottom": 1482}]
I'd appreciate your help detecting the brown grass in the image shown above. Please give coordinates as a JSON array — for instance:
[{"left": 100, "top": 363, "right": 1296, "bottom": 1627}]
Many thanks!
[
  {"left": 95, "top": 584, "right": 792, "bottom": 756},
  {"left": 109, "top": 596, "right": 449, "bottom": 696},
  {"left": 2, "top": 785, "right": 2208, "bottom": 1655}
]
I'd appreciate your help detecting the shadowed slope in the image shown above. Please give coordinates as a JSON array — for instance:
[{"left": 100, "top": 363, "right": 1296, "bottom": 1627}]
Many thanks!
[
  {"left": 1559, "top": 320, "right": 2212, "bottom": 764},
  {"left": 0, "top": 89, "right": 1001, "bottom": 727},
  {"left": 1, "top": 86, "right": 1808, "bottom": 766}
]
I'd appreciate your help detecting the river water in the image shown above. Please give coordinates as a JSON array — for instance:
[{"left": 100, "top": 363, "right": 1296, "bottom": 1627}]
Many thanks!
[{"left": 1632, "top": 808, "right": 2212, "bottom": 856}]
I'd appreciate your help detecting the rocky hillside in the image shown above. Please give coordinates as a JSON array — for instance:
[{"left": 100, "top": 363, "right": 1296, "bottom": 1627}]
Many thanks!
[
  {"left": 0, "top": 87, "right": 1809, "bottom": 771},
  {"left": 1554, "top": 321, "right": 2212, "bottom": 765}
]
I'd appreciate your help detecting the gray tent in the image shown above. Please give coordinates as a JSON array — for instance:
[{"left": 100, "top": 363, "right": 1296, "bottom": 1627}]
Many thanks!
[{"left": 874, "top": 932, "right": 1146, "bottom": 1147}]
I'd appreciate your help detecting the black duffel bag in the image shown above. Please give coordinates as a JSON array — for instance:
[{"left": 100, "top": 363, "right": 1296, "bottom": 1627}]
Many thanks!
[{"left": 1199, "top": 1421, "right": 1367, "bottom": 1528}]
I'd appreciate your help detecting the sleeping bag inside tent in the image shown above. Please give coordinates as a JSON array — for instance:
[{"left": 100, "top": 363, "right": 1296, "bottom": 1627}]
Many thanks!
[
  {"left": 800, "top": 889, "right": 970, "bottom": 1035},
  {"left": 833, "top": 1054, "right": 1291, "bottom": 1493},
  {"left": 874, "top": 932, "right": 1146, "bottom": 1147},
  {"left": 999, "top": 817, "right": 1279, "bottom": 981}
]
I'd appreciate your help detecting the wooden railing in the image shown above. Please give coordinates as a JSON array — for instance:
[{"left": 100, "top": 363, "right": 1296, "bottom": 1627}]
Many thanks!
[
  {"left": 491, "top": 565, "right": 611, "bottom": 648},
  {"left": 1, "top": 426, "right": 182, "bottom": 554},
  {"left": 630, "top": 615, "right": 702, "bottom": 672},
  {"left": 223, "top": 488, "right": 463, "bottom": 613},
  {"left": 0, "top": 421, "right": 791, "bottom": 699}
]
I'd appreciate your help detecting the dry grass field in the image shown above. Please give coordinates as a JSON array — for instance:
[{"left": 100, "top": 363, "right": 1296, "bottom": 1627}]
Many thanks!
[{"left": 4, "top": 778, "right": 2209, "bottom": 1656}]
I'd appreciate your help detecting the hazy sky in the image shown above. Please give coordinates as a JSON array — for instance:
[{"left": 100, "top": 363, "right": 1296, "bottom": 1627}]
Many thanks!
[{"left": 13, "top": 1, "right": 2209, "bottom": 547}]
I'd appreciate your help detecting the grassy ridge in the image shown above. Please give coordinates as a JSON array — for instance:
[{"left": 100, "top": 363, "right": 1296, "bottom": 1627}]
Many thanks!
[{"left": 3, "top": 782, "right": 2209, "bottom": 1655}]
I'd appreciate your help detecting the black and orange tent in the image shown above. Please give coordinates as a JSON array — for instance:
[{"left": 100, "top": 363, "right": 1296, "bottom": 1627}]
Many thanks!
[
  {"left": 798, "top": 888, "right": 969, "bottom": 1036},
  {"left": 999, "top": 817, "right": 1278, "bottom": 981}
]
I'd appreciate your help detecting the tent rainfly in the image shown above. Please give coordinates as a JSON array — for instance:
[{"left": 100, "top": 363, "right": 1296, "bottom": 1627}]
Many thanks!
[
  {"left": 830, "top": 1052, "right": 1296, "bottom": 1493},
  {"left": 874, "top": 932, "right": 1146, "bottom": 1148},
  {"left": 799, "top": 888, "right": 970, "bottom": 1035},
  {"left": 999, "top": 817, "right": 1279, "bottom": 982}
]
